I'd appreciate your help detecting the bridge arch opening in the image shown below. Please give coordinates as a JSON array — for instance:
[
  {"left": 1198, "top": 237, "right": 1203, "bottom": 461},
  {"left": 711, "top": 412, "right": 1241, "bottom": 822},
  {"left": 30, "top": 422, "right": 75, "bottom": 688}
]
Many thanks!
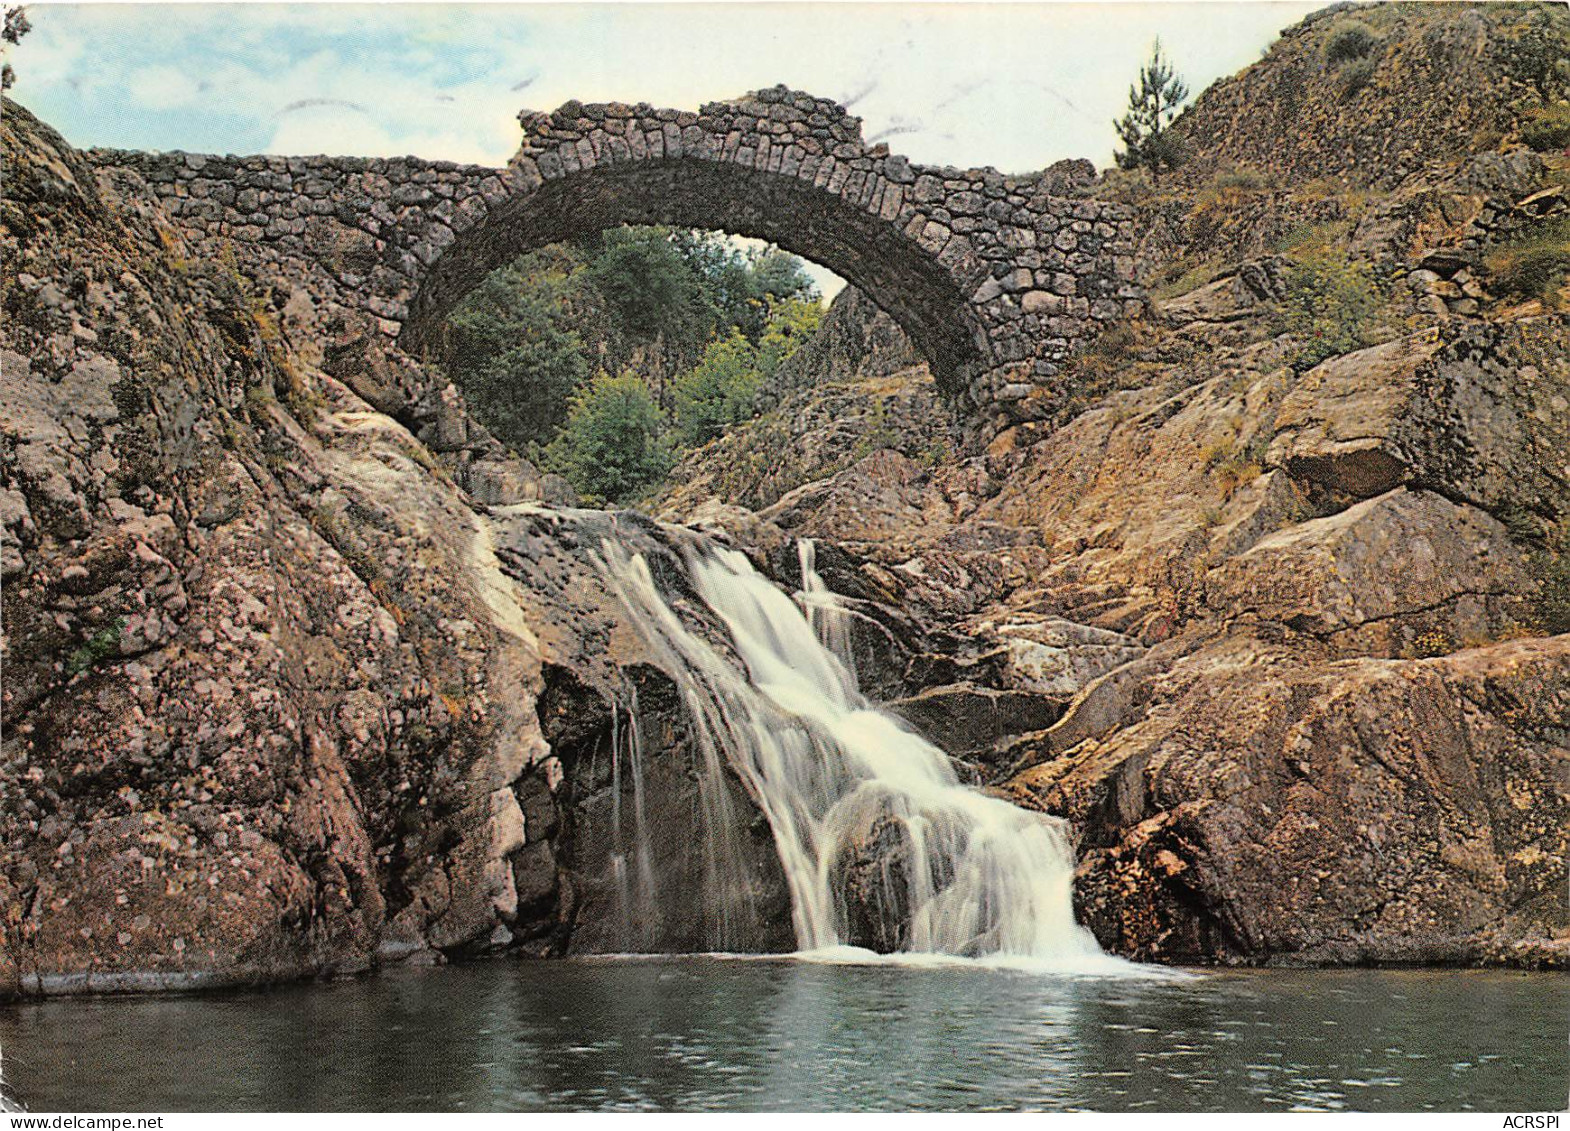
[
  {"left": 437, "top": 222, "right": 849, "bottom": 461},
  {"left": 399, "top": 153, "right": 992, "bottom": 402}
]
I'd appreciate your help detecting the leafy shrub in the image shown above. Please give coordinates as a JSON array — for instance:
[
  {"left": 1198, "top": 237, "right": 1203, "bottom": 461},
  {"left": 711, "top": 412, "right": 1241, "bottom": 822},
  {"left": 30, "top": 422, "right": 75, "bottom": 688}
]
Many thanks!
[
  {"left": 918, "top": 436, "right": 953, "bottom": 469},
  {"left": 2, "top": 6, "right": 32, "bottom": 91},
  {"left": 1125, "top": 131, "right": 1188, "bottom": 176},
  {"left": 1335, "top": 57, "right": 1377, "bottom": 101},
  {"left": 583, "top": 229, "right": 819, "bottom": 365},
  {"left": 445, "top": 258, "right": 590, "bottom": 451},
  {"left": 1276, "top": 253, "right": 1381, "bottom": 370},
  {"left": 544, "top": 371, "right": 674, "bottom": 504},
  {"left": 584, "top": 227, "right": 715, "bottom": 357},
  {"left": 1213, "top": 455, "right": 1263, "bottom": 499},
  {"left": 669, "top": 297, "right": 823, "bottom": 447},
  {"left": 755, "top": 296, "right": 823, "bottom": 379},
  {"left": 66, "top": 618, "right": 126, "bottom": 677},
  {"left": 1521, "top": 105, "right": 1570, "bottom": 152},
  {"left": 1323, "top": 22, "right": 1378, "bottom": 67},
  {"left": 672, "top": 332, "right": 764, "bottom": 447},
  {"left": 443, "top": 227, "right": 820, "bottom": 456}
]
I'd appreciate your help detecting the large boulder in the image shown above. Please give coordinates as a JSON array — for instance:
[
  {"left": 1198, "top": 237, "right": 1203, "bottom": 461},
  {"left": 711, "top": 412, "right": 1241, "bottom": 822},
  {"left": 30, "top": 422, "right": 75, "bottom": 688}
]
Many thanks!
[
  {"left": 1004, "top": 634, "right": 1570, "bottom": 967},
  {"left": 1205, "top": 487, "right": 1532, "bottom": 656},
  {"left": 1269, "top": 325, "right": 1570, "bottom": 517}
]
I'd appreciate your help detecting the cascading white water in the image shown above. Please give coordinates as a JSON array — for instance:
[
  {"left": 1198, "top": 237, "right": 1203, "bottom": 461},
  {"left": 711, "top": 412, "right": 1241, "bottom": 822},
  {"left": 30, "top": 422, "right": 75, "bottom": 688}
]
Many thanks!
[{"left": 593, "top": 536, "right": 1113, "bottom": 967}]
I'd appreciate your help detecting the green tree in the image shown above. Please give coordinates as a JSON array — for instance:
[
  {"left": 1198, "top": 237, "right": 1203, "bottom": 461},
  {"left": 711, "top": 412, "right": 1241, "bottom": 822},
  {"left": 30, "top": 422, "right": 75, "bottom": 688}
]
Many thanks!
[
  {"left": 583, "top": 227, "right": 717, "bottom": 367},
  {"left": 670, "top": 297, "right": 824, "bottom": 447},
  {"left": 672, "top": 331, "right": 763, "bottom": 446},
  {"left": 1113, "top": 39, "right": 1190, "bottom": 176},
  {"left": 755, "top": 295, "right": 824, "bottom": 379},
  {"left": 746, "top": 247, "right": 817, "bottom": 305},
  {"left": 668, "top": 230, "right": 751, "bottom": 319},
  {"left": 443, "top": 260, "right": 589, "bottom": 451},
  {"left": 545, "top": 370, "right": 674, "bottom": 503},
  {"left": 667, "top": 232, "right": 819, "bottom": 343},
  {"left": 441, "top": 225, "right": 823, "bottom": 482},
  {"left": 2, "top": 5, "right": 31, "bottom": 91}
]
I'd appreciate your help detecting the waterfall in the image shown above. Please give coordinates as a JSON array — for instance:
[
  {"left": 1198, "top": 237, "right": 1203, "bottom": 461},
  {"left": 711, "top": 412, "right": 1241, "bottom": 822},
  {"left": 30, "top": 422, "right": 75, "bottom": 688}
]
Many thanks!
[{"left": 592, "top": 536, "right": 1113, "bottom": 967}]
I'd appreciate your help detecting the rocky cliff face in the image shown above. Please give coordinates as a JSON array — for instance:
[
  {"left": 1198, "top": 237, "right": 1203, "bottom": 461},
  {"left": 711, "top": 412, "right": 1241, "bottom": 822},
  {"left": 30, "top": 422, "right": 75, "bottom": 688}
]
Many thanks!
[
  {"left": 0, "top": 103, "right": 786, "bottom": 996},
  {"left": 1167, "top": 2, "right": 1553, "bottom": 191},
  {"left": 1114, "top": 3, "right": 1569, "bottom": 322},
  {"left": 1014, "top": 634, "right": 1568, "bottom": 967}
]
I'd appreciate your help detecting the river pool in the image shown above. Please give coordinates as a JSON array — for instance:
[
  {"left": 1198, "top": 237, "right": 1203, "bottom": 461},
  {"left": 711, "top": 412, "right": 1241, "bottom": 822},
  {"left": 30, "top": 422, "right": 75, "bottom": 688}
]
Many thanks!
[{"left": 1, "top": 956, "right": 1563, "bottom": 1111}]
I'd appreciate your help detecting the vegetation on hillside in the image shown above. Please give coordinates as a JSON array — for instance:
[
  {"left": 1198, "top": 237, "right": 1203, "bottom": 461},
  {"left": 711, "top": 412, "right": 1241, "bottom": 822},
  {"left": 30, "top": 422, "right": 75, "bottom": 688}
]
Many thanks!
[
  {"left": 1487, "top": 215, "right": 1570, "bottom": 309},
  {"left": 442, "top": 225, "right": 822, "bottom": 502},
  {"left": 1502, "top": 4, "right": 1570, "bottom": 106},
  {"left": 1276, "top": 252, "right": 1383, "bottom": 370},
  {"left": 1322, "top": 21, "right": 1379, "bottom": 68},
  {"left": 443, "top": 254, "right": 592, "bottom": 453},
  {"left": 1507, "top": 4, "right": 1570, "bottom": 150}
]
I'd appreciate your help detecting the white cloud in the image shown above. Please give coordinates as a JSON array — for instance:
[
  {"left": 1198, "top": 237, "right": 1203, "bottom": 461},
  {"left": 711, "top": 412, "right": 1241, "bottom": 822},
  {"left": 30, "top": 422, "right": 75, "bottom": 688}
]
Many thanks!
[
  {"left": 264, "top": 101, "right": 514, "bottom": 164},
  {"left": 125, "top": 64, "right": 205, "bottom": 110}
]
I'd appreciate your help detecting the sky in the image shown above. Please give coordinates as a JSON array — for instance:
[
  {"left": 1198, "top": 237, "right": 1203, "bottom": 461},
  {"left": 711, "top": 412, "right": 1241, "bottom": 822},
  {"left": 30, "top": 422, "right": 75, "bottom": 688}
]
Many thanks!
[{"left": 5, "top": 1, "right": 1324, "bottom": 295}]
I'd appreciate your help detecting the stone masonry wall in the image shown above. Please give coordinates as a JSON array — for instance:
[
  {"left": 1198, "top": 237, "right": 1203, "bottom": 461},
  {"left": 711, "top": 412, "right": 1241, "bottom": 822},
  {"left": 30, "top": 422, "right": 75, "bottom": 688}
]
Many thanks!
[{"left": 87, "top": 86, "right": 1145, "bottom": 427}]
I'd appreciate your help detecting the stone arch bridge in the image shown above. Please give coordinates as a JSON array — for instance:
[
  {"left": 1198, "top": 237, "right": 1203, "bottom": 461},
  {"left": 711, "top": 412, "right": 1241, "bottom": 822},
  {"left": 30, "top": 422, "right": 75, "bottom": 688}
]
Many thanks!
[{"left": 91, "top": 87, "right": 1145, "bottom": 425}]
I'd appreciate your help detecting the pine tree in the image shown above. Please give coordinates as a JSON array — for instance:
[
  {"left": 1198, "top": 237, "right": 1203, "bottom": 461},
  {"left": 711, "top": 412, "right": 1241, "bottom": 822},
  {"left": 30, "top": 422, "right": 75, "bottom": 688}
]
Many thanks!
[{"left": 1113, "top": 39, "right": 1190, "bottom": 176}]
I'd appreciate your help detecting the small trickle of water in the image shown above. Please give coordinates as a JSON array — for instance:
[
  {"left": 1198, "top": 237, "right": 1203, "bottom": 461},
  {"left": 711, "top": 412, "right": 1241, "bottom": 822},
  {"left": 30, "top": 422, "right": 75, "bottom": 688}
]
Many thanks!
[
  {"left": 594, "top": 536, "right": 1112, "bottom": 967},
  {"left": 607, "top": 691, "right": 659, "bottom": 952},
  {"left": 796, "top": 539, "right": 856, "bottom": 677}
]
